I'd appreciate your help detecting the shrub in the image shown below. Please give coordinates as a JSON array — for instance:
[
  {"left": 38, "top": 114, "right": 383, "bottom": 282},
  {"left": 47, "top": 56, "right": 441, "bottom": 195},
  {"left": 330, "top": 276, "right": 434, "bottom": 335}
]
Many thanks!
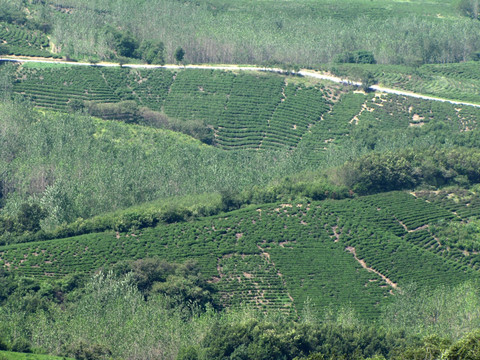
[
  {"left": 11, "top": 338, "right": 31, "bottom": 353},
  {"left": 176, "top": 346, "right": 199, "bottom": 360},
  {"left": 0, "top": 336, "right": 8, "bottom": 351},
  {"left": 334, "top": 50, "right": 376, "bottom": 64},
  {"left": 138, "top": 40, "right": 165, "bottom": 65},
  {"left": 68, "top": 341, "right": 112, "bottom": 360},
  {"left": 443, "top": 330, "right": 480, "bottom": 360}
]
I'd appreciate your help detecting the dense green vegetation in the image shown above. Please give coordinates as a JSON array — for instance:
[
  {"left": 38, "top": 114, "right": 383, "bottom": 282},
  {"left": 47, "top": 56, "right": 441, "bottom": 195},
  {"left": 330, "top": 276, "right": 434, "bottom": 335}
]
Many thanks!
[
  {"left": 1, "top": 266, "right": 480, "bottom": 360},
  {"left": 2, "top": 190, "right": 479, "bottom": 320},
  {"left": 0, "top": 22, "right": 57, "bottom": 59},
  {"left": 2, "top": 0, "right": 480, "bottom": 67},
  {"left": 3, "top": 1, "right": 480, "bottom": 358},
  {"left": 0, "top": 99, "right": 308, "bottom": 232},
  {"left": 6, "top": 0, "right": 480, "bottom": 65},
  {"left": 3, "top": 63, "right": 480, "bottom": 242},
  {"left": 6, "top": 63, "right": 480, "bottom": 154}
]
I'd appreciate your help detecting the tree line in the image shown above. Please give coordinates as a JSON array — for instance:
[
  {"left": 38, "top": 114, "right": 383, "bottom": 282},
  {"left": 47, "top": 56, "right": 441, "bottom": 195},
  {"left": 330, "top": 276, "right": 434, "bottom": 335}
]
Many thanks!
[{"left": 1, "top": 259, "right": 480, "bottom": 359}]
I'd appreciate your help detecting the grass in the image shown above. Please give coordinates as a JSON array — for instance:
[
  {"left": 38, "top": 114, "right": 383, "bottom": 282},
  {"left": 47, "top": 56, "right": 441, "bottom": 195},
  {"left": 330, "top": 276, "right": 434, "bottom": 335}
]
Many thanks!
[
  {"left": 0, "top": 351, "right": 72, "bottom": 360},
  {"left": 20, "top": 62, "right": 72, "bottom": 69}
]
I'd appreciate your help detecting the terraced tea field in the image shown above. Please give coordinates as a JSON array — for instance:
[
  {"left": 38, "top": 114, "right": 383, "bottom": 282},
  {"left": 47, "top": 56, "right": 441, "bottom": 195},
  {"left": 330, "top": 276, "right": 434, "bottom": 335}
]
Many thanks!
[
  {"left": 0, "top": 22, "right": 58, "bottom": 58},
  {"left": 1, "top": 191, "right": 478, "bottom": 319},
  {"left": 10, "top": 64, "right": 480, "bottom": 156},
  {"left": 12, "top": 66, "right": 333, "bottom": 150},
  {"left": 329, "top": 62, "right": 480, "bottom": 105}
]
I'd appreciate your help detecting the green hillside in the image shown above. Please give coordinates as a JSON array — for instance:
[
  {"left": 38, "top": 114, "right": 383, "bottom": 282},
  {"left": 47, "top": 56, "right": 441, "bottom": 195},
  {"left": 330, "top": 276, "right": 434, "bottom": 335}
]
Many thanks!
[
  {"left": 4, "top": 0, "right": 480, "bottom": 66},
  {"left": 0, "top": 100, "right": 307, "bottom": 229},
  {"left": 323, "top": 61, "right": 480, "bottom": 104},
  {"left": 2, "top": 191, "right": 478, "bottom": 320},
  {"left": 2, "top": 63, "right": 480, "bottom": 243},
  {"left": 6, "top": 63, "right": 480, "bottom": 155},
  {"left": 3, "top": 0, "right": 480, "bottom": 359}
]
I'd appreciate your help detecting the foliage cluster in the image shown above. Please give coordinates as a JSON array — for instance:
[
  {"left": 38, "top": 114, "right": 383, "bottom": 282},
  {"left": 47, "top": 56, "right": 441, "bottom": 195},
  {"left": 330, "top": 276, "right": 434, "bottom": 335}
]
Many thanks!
[
  {"left": 334, "top": 50, "right": 376, "bottom": 65},
  {"left": 110, "top": 258, "right": 217, "bottom": 311},
  {"left": 337, "top": 147, "right": 480, "bottom": 194},
  {"left": 103, "top": 25, "right": 166, "bottom": 64},
  {"left": 1, "top": 269, "right": 480, "bottom": 360},
  {"left": 31, "top": 0, "right": 480, "bottom": 66}
]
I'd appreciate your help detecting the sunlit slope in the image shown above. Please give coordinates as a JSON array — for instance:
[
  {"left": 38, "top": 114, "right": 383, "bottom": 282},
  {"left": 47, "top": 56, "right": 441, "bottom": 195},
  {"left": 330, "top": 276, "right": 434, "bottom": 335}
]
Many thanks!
[
  {"left": 1, "top": 191, "right": 478, "bottom": 319},
  {"left": 0, "top": 103, "right": 298, "bottom": 222},
  {"left": 12, "top": 66, "right": 332, "bottom": 150},
  {"left": 35, "top": 0, "right": 480, "bottom": 65},
  {"left": 10, "top": 65, "right": 480, "bottom": 156}
]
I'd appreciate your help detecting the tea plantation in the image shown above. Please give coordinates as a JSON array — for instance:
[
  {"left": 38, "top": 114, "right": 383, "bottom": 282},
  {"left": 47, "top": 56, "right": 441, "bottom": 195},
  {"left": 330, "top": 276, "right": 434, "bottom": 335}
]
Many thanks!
[
  {"left": 9, "top": 64, "right": 480, "bottom": 155},
  {"left": 4, "top": 1, "right": 480, "bottom": 358},
  {"left": 326, "top": 61, "right": 480, "bottom": 105},
  {"left": 1, "top": 191, "right": 478, "bottom": 320},
  {"left": 0, "top": 22, "right": 58, "bottom": 58}
]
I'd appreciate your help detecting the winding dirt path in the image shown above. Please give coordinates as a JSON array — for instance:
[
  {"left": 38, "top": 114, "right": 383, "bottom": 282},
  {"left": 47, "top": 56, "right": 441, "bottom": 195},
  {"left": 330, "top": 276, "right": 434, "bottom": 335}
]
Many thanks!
[
  {"left": 345, "top": 246, "right": 398, "bottom": 290},
  {"left": 2, "top": 56, "right": 480, "bottom": 108}
]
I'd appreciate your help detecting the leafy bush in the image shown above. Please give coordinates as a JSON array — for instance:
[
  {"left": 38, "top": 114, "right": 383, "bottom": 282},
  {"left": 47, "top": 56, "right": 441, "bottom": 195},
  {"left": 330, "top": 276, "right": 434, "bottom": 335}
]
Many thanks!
[
  {"left": 11, "top": 338, "right": 31, "bottom": 353},
  {"left": 111, "top": 258, "right": 216, "bottom": 311},
  {"left": 67, "top": 341, "right": 112, "bottom": 360},
  {"left": 334, "top": 50, "right": 376, "bottom": 64},
  {"left": 138, "top": 40, "right": 165, "bottom": 65},
  {"left": 443, "top": 330, "right": 480, "bottom": 360},
  {"left": 17, "top": 203, "right": 48, "bottom": 233},
  {"left": 106, "top": 26, "right": 138, "bottom": 58}
]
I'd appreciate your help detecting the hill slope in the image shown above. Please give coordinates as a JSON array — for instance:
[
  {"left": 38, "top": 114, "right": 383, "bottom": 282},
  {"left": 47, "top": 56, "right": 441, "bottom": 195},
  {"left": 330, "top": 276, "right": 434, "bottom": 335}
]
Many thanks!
[{"left": 2, "top": 190, "right": 478, "bottom": 319}]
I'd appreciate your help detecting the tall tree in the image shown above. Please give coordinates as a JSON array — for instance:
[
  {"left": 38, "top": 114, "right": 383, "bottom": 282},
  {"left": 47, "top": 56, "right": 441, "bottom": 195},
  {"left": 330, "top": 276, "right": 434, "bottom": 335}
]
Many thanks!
[
  {"left": 459, "top": 0, "right": 479, "bottom": 19},
  {"left": 174, "top": 47, "right": 185, "bottom": 63}
]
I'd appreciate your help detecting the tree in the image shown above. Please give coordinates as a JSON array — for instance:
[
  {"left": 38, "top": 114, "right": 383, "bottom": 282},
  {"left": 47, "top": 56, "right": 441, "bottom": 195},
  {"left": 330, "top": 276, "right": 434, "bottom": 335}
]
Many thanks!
[
  {"left": 334, "top": 50, "right": 376, "bottom": 65},
  {"left": 220, "top": 189, "right": 241, "bottom": 212},
  {"left": 16, "top": 203, "right": 48, "bottom": 233},
  {"left": 105, "top": 26, "right": 139, "bottom": 58},
  {"left": 116, "top": 32, "right": 138, "bottom": 58},
  {"left": 111, "top": 258, "right": 216, "bottom": 310},
  {"left": 139, "top": 40, "right": 165, "bottom": 65},
  {"left": 458, "top": 0, "right": 479, "bottom": 19},
  {"left": 361, "top": 71, "right": 376, "bottom": 92},
  {"left": 174, "top": 47, "right": 185, "bottom": 63},
  {"left": 443, "top": 330, "right": 480, "bottom": 360}
]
